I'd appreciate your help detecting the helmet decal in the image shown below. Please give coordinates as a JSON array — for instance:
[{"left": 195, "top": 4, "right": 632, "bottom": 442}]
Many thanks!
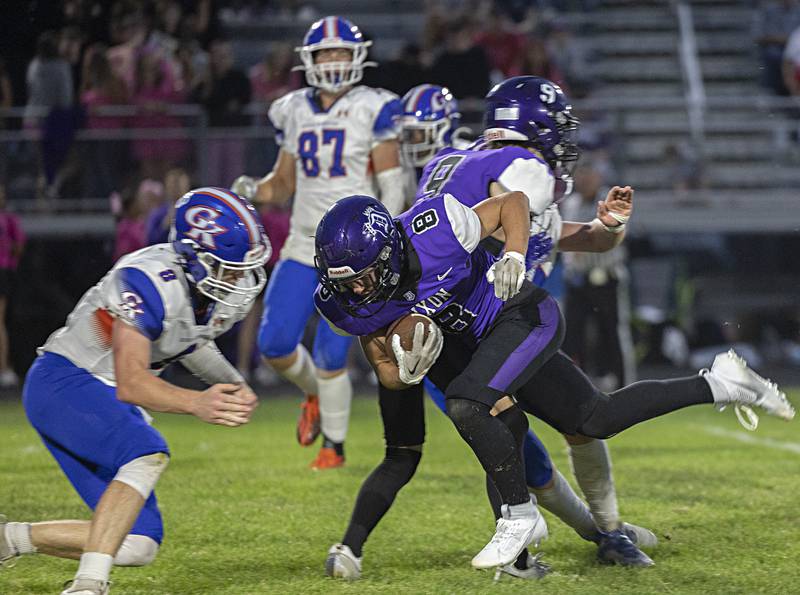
[
  {"left": 363, "top": 205, "right": 392, "bottom": 239},
  {"left": 184, "top": 206, "right": 228, "bottom": 249},
  {"left": 170, "top": 187, "right": 271, "bottom": 309}
]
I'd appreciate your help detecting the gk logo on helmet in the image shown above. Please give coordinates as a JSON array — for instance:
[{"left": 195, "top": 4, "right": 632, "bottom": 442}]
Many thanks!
[{"left": 184, "top": 206, "right": 227, "bottom": 249}]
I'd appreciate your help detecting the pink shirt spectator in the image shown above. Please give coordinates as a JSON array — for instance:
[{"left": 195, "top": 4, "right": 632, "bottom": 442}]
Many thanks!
[
  {"left": 131, "top": 56, "right": 189, "bottom": 164},
  {"left": 0, "top": 212, "right": 25, "bottom": 270},
  {"left": 249, "top": 64, "right": 301, "bottom": 104},
  {"left": 113, "top": 217, "right": 146, "bottom": 261},
  {"left": 260, "top": 207, "right": 290, "bottom": 269},
  {"left": 81, "top": 89, "right": 127, "bottom": 130}
]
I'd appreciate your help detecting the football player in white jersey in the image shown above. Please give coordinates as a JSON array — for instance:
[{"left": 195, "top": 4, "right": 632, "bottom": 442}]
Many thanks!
[
  {"left": 1, "top": 188, "right": 269, "bottom": 595},
  {"left": 233, "top": 16, "right": 405, "bottom": 469}
]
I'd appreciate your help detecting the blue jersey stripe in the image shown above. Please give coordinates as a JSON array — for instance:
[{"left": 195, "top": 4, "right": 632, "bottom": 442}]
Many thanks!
[
  {"left": 373, "top": 98, "right": 403, "bottom": 137},
  {"left": 117, "top": 268, "right": 165, "bottom": 341}
]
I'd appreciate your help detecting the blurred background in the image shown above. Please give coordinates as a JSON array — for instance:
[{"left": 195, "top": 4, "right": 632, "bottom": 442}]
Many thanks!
[{"left": 0, "top": 0, "right": 797, "bottom": 393}]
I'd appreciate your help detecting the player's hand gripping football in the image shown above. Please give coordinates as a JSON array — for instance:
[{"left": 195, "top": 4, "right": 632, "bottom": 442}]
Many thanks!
[
  {"left": 192, "top": 383, "right": 259, "bottom": 427},
  {"left": 231, "top": 175, "right": 257, "bottom": 200},
  {"left": 391, "top": 322, "right": 444, "bottom": 385},
  {"left": 597, "top": 185, "right": 633, "bottom": 229},
  {"left": 486, "top": 251, "right": 526, "bottom": 301}
]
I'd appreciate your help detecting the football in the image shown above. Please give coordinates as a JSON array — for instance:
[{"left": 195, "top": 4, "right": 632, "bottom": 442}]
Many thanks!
[{"left": 385, "top": 313, "right": 436, "bottom": 364}]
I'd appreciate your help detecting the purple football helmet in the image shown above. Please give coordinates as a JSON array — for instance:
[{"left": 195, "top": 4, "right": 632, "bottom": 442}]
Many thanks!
[
  {"left": 295, "top": 16, "right": 375, "bottom": 92},
  {"left": 171, "top": 187, "right": 270, "bottom": 308},
  {"left": 314, "top": 195, "right": 404, "bottom": 315},
  {"left": 400, "top": 84, "right": 461, "bottom": 167},
  {"left": 484, "top": 76, "right": 580, "bottom": 183}
]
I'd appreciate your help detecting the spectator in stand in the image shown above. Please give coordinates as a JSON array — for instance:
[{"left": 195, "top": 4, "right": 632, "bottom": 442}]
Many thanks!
[
  {"left": 0, "top": 58, "right": 13, "bottom": 184},
  {"left": 753, "top": 0, "right": 800, "bottom": 95},
  {"left": 430, "top": 18, "right": 491, "bottom": 99},
  {"left": 511, "top": 37, "right": 567, "bottom": 90},
  {"left": 113, "top": 178, "right": 163, "bottom": 261},
  {"left": 0, "top": 184, "right": 25, "bottom": 388},
  {"left": 561, "top": 162, "right": 635, "bottom": 392},
  {"left": 475, "top": 12, "right": 528, "bottom": 80},
  {"left": 59, "top": 26, "right": 86, "bottom": 94},
  {"left": 131, "top": 48, "right": 189, "bottom": 180},
  {"left": 25, "top": 31, "right": 78, "bottom": 201},
  {"left": 194, "top": 39, "right": 251, "bottom": 187},
  {"left": 249, "top": 43, "right": 301, "bottom": 105},
  {"left": 374, "top": 43, "right": 430, "bottom": 97},
  {"left": 80, "top": 44, "right": 130, "bottom": 198},
  {"left": 175, "top": 15, "right": 210, "bottom": 92},
  {"left": 24, "top": 31, "right": 74, "bottom": 129},
  {"left": 546, "top": 18, "right": 593, "bottom": 95},
  {"left": 145, "top": 167, "right": 190, "bottom": 245},
  {"left": 107, "top": 4, "right": 149, "bottom": 93}
]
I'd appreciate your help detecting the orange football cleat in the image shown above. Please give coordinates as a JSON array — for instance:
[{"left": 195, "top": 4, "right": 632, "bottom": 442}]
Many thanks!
[
  {"left": 310, "top": 447, "right": 345, "bottom": 470},
  {"left": 296, "top": 394, "right": 321, "bottom": 446}
]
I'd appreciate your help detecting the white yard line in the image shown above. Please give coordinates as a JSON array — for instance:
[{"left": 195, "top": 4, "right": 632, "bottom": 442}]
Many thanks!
[{"left": 704, "top": 426, "right": 800, "bottom": 455}]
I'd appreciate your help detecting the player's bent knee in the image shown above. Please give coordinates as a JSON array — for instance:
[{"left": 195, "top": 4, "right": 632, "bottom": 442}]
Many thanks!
[
  {"left": 114, "top": 534, "right": 159, "bottom": 567},
  {"left": 385, "top": 446, "right": 422, "bottom": 485},
  {"left": 257, "top": 330, "right": 297, "bottom": 360},
  {"left": 445, "top": 397, "right": 487, "bottom": 429},
  {"left": 114, "top": 452, "right": 170, "bottom": 500}
]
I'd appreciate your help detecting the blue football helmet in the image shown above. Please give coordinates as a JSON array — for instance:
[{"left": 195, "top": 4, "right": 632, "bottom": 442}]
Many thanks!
[
  {"left": 484, "top": 76, "right": 580, "bottom": 184},
  {"left": 171, "top": 187, "right": 271, "bottom": 308},
  {"left": 399, "top": 84, "right": 461, "bottom": 167},
  {"left": 295, "top": 16, "right": 375, "bottom": 93},
  {"left": 315, "top": 195, "right": 404, "bottom": 316}
]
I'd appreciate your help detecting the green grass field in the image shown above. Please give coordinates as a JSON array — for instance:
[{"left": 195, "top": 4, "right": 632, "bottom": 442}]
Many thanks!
[{"left": 1, "top": 391, "right": 799, "bottom": 595}]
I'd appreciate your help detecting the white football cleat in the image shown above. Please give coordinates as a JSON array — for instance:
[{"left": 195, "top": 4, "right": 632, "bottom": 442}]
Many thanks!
[
  {"left": 60, "top": 578, "right": 110, "bottom": 595},
  {"left": 497, "top": 551, "right": 551, "bottom": 580},
  {"left": 325, "top": 543, "right": 361, "bottom": 580},
  {"left": 701, "top": 349, "right": 795, "bottom": 430},
  {"left": 471, "top": 504, "right": 548, "bottom": 569}
]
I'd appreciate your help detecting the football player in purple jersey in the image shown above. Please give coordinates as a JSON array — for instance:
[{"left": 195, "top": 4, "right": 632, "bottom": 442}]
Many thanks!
[
  {"left": 313, "top": 189, "right": 793, "bottom": 577},
  {"left": 329, "top": 80, "right": 651, "bottom": 580}
]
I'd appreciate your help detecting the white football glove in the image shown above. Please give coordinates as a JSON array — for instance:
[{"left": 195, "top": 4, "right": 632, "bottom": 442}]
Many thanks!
[
  {"left": 391, "top": 321, "right": 443, "bottom": 385},
  {"left": 486, "top": 251, "right": 525, "bottom": 301},
  {"left": 231, "top": 175, "right": 257, "bottom": 200}
]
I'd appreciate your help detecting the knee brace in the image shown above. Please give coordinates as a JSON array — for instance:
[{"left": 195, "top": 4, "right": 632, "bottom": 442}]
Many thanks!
[
  {"left": 114, "top": 534, "right": 159, "bottom": 567},
  {"left": 114, "top": 452, "right": 169, "bottom": 500}
]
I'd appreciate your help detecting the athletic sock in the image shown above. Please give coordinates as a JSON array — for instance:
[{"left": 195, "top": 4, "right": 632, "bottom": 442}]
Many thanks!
[
  {"left": 5, "top": 522, "right": 36, "bottom": 555},
  {"left": 318, "top": 372, "right": 352, "bottom": 443},
  {"left": 278, "top": 345, "right": 318, "bottom": 396},
  {"left": 341, "top": 447, "right": 421, "bottom": 558},
  {"left": 533, "top": 469, "right": 598, "bottom": 541},
  {"left": 580, "top": 376, "right": 713, "bottom": 438},
  {"left": 569, "top": 440, "right": 619, "bottom": 531},
  {"left": 75, "top": 552, "right": 113, "bottom": 582},
  {"left": 322, "top": 435, "right": 344, "bottom": 457}
]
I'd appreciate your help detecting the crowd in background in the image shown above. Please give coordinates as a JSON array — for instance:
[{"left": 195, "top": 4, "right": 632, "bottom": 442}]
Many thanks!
[
  {"left": 0, "top": 1, "right": 797, "bottom": 385},
  {"left": 0, "top": 0, "right": 606, "bottom": 208}
]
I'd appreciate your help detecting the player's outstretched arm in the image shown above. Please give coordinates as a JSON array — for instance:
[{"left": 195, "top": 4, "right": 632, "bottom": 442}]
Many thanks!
[
  {"left": 113, "top": 319, "right": 256, "bottom": 427},
  {"left": 232, "top": 149, "right": 296, "bottom": 208},
  {"left": 559, "top": 185, "right": 633, "bottom": 253},
  {"left": 371, "top": 140, "right": 405, "bottom": 215}
]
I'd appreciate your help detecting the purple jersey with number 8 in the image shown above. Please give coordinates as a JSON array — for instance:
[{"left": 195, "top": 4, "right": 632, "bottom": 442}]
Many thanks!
[{"left": 314, "top": 193, "right": 538, "bottom": 347}]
